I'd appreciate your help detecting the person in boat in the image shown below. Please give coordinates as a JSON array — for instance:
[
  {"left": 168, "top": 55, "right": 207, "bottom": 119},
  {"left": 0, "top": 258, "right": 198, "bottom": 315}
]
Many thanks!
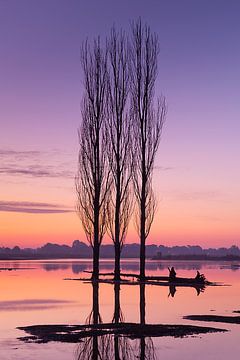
[
  {"left": 195, "top": 271, "right": 201, "bottom": 280},
  {"left": 168, "top": 266, "right": 176, "bottom": 281},
  {"left": 195, "top": 271, "right": 206, "bottom": 283}
]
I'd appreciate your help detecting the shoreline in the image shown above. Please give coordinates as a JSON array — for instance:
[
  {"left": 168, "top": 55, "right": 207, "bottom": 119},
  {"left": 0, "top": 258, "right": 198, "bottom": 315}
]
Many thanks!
[{"left": 0, "top": 256, "right": 240, "bottom": 261}]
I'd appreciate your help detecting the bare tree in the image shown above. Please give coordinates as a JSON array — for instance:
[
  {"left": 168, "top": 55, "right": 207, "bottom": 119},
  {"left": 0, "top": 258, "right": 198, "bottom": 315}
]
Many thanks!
[
  {"left": 76, "top": 38, "right": 111, "bottom": 280},
  {"left": 106, "top": 28, "right": 133, "bottom": 280},
  {"left": 130, "top": 19, "right": 166, "bottom": 280}
]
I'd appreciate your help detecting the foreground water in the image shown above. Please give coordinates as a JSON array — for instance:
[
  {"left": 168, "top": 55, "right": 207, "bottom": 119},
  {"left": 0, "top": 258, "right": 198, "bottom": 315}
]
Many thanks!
[{"left": 0, "top": 259, "right": 239, "bottom": 359}]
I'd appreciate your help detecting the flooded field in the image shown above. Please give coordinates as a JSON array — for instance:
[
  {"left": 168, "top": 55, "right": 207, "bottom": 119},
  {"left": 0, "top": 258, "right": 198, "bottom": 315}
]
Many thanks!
[{"left": 0, "top": 259, "right": 239, "bottom": 359}]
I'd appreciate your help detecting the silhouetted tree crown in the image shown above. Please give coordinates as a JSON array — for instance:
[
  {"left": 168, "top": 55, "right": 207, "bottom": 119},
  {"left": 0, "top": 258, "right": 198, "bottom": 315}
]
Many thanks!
[{"left": 76, "top": 19, "right": 166, "bottom": 280}]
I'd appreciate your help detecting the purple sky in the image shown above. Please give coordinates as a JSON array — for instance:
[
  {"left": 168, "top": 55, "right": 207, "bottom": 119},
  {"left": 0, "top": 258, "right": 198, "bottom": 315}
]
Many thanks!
[{"left": 0, "top": 0, "right": 240, "bottom": 247}]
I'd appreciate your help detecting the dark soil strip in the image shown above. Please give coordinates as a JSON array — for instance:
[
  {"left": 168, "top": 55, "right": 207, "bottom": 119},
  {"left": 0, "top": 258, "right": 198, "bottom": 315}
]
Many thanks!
[
  {"left": 17, "top": 322, "right": 227, "bottom": 344},
  {"left": 83, "top": 271, "right": 210, "bottom": 284},
  {"left": 0, "top": 268, "right": 34, "bottom": 271},
  {"left": 184, "top": 315, "right": 240, "bottom": 324},
  {"left": 64, "top": 278, "right": 214, "bottom": 289}
]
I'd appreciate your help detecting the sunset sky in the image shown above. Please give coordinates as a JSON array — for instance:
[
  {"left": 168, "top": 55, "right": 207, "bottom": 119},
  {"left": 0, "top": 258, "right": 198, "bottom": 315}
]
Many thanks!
[{"left": 0, "top": 0, "right": 239, "bottom": 248}]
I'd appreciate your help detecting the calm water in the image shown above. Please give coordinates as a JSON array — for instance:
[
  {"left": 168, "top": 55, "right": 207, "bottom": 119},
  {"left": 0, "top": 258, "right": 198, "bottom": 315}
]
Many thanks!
[{"left": 0, "top": 259, "right": 239, "bottom": 359}]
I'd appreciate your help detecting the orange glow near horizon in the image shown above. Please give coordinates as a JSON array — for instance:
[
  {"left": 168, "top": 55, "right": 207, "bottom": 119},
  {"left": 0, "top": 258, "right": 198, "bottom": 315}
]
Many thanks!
[
  {"left": 1, "top": 201, "right": 239, "bottom": 248},
  {"left": 0, "top": 212, "right": 83, "bottom": 248},
  {"left": 1, "top": 149, "right": 239, "bottom": 249}
]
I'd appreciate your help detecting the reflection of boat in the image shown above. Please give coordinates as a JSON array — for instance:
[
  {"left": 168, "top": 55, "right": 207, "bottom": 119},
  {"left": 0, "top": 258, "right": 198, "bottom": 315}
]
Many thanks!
[{"left": 97, "top": 278, "right": 206, "bottom": 296}]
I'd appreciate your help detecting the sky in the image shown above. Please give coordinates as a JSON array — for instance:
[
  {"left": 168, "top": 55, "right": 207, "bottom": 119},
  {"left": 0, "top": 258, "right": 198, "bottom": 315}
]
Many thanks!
[{"left": 0, "top": 0, "right": 239, "bottom": 248}]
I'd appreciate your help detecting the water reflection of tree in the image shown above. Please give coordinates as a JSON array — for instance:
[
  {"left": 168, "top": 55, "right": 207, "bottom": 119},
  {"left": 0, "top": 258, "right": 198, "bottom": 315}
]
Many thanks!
[
  {"left": 75, "top": 281, "right": 134, "bottom": 360},
  {"left": 75, "top": 282, "right": 156, "bottom": 360},
  {"left": 112, "top": 283, "right": 135, "bottom": 360},
  {"left": 75, "top": 282, "right": 111, "bottom": 360},
  {"left": 137, "top": 283, "right": 156, "bottom": 360}
]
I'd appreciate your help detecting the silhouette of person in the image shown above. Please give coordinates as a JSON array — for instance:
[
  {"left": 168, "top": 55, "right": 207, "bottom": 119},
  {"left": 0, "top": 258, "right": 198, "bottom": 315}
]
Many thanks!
[
  {"left": 168, "top": 266, "right": 176, "bottom": 281},
  {"left": 195, "top": 271, "right": 206, "bottom": 283},
  {"left": 195, "top": 271, "right": 201, "bottom": 280}
]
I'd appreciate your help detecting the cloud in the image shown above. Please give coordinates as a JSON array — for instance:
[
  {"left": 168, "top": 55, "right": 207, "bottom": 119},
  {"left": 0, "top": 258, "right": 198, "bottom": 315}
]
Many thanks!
[
  {"left": 0, "top": 299, "right": 75, "bottom": 311},
  {"left": 0, "top": 166, "right": 73, "bottom": 178},
  {"left": 175, "top": 190, "right": 221, "bottom": 201},
  {"left": 196, "top": 215, "right": 221, "bottom": 222},
  {"left": 154, "top": 166, "right": 175, "bottom": 171},
  {"left": 0, "top": 148, "right": 74, "bottom": 179},
  {"left": 0, "top": 201, "right": 73, "bottom": 214},
  {"left": 0, "top": 149, "right": 41, "bottom": 158},
  {"left": 162, "top": 189, "right": 225, "bottom": 202}
]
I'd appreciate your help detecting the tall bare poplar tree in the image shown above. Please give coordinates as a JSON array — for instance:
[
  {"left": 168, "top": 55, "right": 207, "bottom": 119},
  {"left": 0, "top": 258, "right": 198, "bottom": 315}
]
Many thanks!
[
  {"left": 130, "top": 20, "right": 166, "bottom": 280},
  {"left": 106, "top": 28, "right": 133, "bottom": 280},
  {"left": 76, "top": 39, "right": 110, "bottom": 280}
]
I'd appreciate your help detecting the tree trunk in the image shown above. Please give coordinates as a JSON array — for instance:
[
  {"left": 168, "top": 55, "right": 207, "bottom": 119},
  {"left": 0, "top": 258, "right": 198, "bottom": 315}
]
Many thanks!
[
  {"left": 140, "top": 283, "right": 146, "bottom": 360},
  {"left": 114, "top": 241, "right": 121, "bottom": 280},
  {"left": 114, "top": 336, "right": 120, "bottom": 360},
  {"left": 92, "top": 242, "right": 99, "bottom": 280},
  {"left": 92, "top": 282, "right": 99, "bottom": 323},
  {"left": 140, "top": 283, "right": 145, "bottom": 324},
  {"left": 113, "top": 282, "right": 121, "bottom": 323},
  {"left": 92, "top": 282, "right": 99, "bottom": 359},
  {"left": 92, "top": 336, "right": 98, "bottom": 360},
  {"left": 140, "top": 172, "right": 146, "bottom": 280},
  {"left": 92, "top": 199, "right": 100, "bottom": 280},
  {"left": 140, "top": 230, "right": 146, "bottom": 280},
  {"left": 114, "top": 282, "right": 121, "bottom": 359},
  {"left": 114, "top": 153, "right": 121, "bottom": 280}
]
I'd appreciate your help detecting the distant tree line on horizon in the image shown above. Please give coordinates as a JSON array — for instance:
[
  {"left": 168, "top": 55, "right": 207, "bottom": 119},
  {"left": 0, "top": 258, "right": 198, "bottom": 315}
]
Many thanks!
[
  {"left": 1, "top": 241, "right": 240, "bottom": 261},
  {"left": 76, "top": 18, "right": 166, "bottom": 280}
]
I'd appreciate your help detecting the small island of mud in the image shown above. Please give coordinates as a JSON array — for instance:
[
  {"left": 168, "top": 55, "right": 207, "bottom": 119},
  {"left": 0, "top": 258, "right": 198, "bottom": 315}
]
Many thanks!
[
  {"left": 17, "top": 322, "right": 227, "bottom": 344},
  {"left": 184, "top": 314, "right": 240, "bottom": 324}
]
